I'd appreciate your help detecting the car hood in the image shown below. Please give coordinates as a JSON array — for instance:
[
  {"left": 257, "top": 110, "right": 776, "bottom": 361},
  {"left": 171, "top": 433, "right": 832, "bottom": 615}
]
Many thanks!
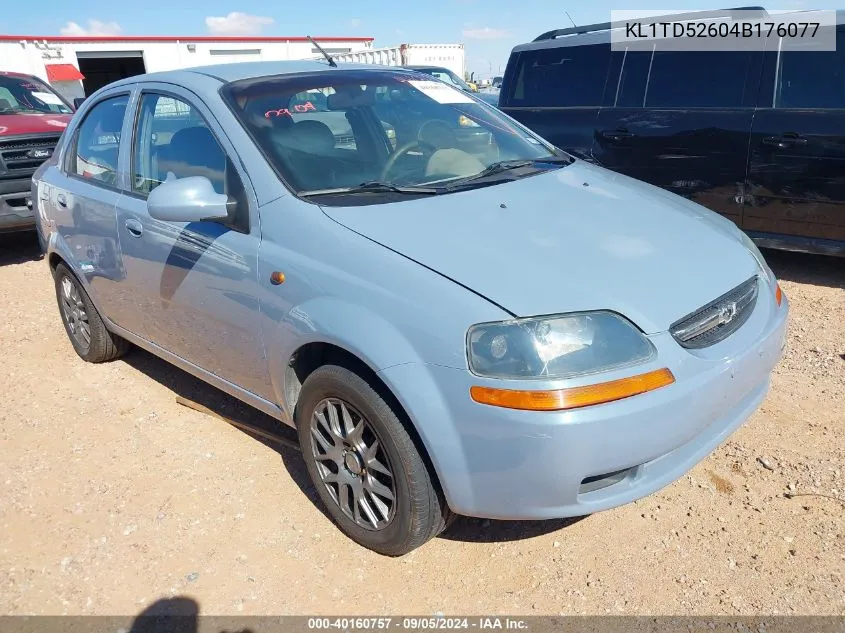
[
  {"left": 0, "top": 113, "right": 71, "bottom": 136},
  {"left": 320, "top": 161, "right": 760, "bottom": 334}
]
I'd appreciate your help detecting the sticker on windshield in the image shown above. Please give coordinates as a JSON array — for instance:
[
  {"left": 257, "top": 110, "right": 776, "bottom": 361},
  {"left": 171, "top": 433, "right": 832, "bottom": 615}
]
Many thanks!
[
  {"left": 32, "top": 91, "right": 65, "bottom": 106},
  {"left": 265, "top": 101, "right": 317, "bottom": 118},
  {"left": 408, "top": 80, "right": 475, "bottom": 105}
]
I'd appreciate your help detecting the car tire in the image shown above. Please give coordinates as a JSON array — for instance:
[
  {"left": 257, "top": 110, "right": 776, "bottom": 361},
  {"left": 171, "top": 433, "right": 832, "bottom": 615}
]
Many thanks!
[
  {"left": 54, "top": 263, "right": 130, "bottom": 363},
  {"left": 295, "top": 364, "right": 452, "bottom": 556}
]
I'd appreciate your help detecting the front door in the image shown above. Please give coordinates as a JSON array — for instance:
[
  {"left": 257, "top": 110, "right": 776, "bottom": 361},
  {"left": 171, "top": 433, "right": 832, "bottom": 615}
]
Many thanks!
[
  {"left": 591, "top": 48, "right": 762, "bottom": 226},
  {"left": 112, "top": 87, "right": 270, "bottom": 398},
  {"left": 746, "top": 25, "right": 845, "bottom": 245}
]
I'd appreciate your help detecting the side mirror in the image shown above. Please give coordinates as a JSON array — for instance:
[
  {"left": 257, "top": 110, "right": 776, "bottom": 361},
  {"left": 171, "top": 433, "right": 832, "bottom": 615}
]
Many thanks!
[
  {"left": 73, "top": 97, "right": 86, "bottom": 110},
  {"left": 147, "top": 176, "right": 230, "bottom": 223}
]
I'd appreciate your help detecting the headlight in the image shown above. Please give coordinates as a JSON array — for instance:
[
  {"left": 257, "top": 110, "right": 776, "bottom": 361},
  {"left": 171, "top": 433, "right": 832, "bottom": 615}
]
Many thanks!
[
  {"left": 739, "top": 232, "right": 775, "bottom": 286},
  {"left": 467, "top": 311, "right": 655, "bottom": 380}
]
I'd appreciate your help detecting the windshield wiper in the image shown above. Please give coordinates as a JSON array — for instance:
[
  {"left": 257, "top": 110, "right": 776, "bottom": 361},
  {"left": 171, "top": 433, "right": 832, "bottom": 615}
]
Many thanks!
[
  {"left": 300, "top": 181, "right": 441, "bottom": 197},
  {"left": 445, "top": 156, "right": 572, "bottom": 190}
]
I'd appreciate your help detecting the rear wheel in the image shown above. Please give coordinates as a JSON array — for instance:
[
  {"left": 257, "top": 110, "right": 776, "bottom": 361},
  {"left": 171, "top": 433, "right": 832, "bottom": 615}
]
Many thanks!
[
  {"left": 295, "top": 364, "right": 451, "bottom": 556},
  {"left": 54, "top": 263, "right": 130, "bottom": 363}
]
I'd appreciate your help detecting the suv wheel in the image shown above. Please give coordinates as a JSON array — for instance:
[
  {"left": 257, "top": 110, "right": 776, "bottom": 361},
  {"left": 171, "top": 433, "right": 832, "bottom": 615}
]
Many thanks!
[
  {"left": 296, "top": 364, "right": 452, "bottom": 556},
  {"left": 54, "top": 263, "right": 130, "bottom": 363}
]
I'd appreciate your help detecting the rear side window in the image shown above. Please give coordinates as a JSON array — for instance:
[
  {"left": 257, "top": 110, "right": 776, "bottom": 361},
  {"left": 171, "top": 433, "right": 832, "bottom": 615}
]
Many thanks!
[
  {"left": 776, "top": 26, "right": 845, "bottom": 109},
  {"left": 508, "top": 44, "right": 612, "bottom": 107},
  {"left": 644, "top": 50, "right": 754, "bottom": 108},
  {"left": 615, "top": 50, "right": 652, "bottom": 108},
  {"left": 69, "top": 94, "right": 129, "bottom": 186}
]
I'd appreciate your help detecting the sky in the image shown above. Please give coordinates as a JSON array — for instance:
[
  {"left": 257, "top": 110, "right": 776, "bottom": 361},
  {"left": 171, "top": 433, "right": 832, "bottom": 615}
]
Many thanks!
[{"left": 1, "top": 0, "right": 836, "bottom": 78}]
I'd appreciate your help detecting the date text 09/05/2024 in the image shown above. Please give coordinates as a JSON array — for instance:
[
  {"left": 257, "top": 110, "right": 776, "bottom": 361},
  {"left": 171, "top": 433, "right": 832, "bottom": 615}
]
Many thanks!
[{"left": 307, "top": 618, "right": 529, "bottom": 630}]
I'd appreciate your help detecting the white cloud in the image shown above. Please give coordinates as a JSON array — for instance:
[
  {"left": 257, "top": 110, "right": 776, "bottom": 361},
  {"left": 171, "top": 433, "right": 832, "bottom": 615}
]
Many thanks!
[
  {"left": 60, "top": 19, "right": 123, "bottom": 36},
  {"left": 462, "top": 26, "right": 511, "bottom": 40},
  {"left": 349, "top": 18, "right": 362, "bottom": 28},
  {"left": 205, "top": 12, "right": 274, "bottom": 36}
]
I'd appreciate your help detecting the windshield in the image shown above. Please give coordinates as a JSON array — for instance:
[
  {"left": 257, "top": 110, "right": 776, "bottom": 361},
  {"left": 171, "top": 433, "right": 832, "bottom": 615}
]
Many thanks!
[
  {"left": 223, "top": 69, "right": 568, "bottom": 203},
  {"left": 0, "top": 75, "right": 72, "bottom": 115}
]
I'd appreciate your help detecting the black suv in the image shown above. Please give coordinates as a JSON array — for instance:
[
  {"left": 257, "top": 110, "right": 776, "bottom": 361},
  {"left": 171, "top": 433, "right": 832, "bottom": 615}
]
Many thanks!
[{"left": 499, "top": 7, "right": 845, "bottom": 257}]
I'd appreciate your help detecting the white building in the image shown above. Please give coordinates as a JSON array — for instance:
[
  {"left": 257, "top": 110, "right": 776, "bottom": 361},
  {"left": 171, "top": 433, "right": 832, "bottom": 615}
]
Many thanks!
[{"left": 0, "top": 34, "right": 375, "bottom": 102}]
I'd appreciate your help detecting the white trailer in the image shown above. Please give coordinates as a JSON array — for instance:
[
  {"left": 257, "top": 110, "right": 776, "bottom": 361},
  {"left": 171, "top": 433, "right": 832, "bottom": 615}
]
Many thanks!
[{"left": 330, "top": 44, "right": 465, "bottom": 79}]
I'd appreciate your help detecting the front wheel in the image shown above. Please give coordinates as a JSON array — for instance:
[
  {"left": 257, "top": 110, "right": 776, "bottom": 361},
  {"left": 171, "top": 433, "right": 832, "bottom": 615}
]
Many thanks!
[{"left": 295, "top": 364, "right": 451, "bottom": 556}]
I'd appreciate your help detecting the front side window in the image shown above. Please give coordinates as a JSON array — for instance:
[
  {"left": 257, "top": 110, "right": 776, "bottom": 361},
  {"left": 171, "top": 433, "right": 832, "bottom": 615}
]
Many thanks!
[
  {"left": 132, "top": 93, "right": 226, "bottom": 195},
  {"left": 131, "top": 92, "right": 249, "bottom": 231},
  {"left": 0, "top": 75, "right": 73, "bottom": 115},
  {"left": 70, "top": 94, "right": 129, "bottom": 186},
  {"left": 223, "top": 69, "right": 565, "bottom": 204},
  {"left": 776, "top": 27, "right": 845, "bottom": 109}
]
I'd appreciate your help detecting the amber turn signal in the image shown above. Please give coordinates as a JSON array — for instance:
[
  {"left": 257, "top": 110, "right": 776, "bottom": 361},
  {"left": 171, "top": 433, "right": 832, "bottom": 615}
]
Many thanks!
[
  {"left": 775, "top": 283, "right": 784, "bottom": 306},
  {"left": 470, "top": 368, "right": 676, "bottom": 412}
]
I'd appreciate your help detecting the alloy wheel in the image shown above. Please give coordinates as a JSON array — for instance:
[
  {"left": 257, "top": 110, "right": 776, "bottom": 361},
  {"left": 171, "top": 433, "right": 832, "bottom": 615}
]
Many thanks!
[
  {"left": 310, "top": 398, "right": 397, "bottom": 530},
  {"left": 60, "top": 276, "right": 91, "bottom": 351}
]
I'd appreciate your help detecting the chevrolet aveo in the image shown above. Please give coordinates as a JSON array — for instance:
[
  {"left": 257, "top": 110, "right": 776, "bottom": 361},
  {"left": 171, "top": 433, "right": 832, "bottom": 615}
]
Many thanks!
[{"left": 32, "top": 61, "right": 788, "bottom": 556}]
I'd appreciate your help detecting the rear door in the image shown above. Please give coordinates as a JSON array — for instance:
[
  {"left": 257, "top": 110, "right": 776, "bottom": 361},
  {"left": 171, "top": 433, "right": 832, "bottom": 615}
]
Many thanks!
[
  {"left": 591, "top": 46, "right": 763, "bottom": 226},
  {"left": 746, "top": 24, "right": 845, "bottom": 246},
  {"left": 49, "top": 91, "right": 132, "bottom": 310},
  {"left": 111, "top": 86, "right": 271, "bottom": 399},
  {"left": 499, "top": 40, "right": 613, "bottom": 160}
]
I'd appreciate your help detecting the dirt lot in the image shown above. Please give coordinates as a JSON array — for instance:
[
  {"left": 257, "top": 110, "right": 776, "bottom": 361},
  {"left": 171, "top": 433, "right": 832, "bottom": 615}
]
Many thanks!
[{"left": 0, "top": 232, "right": 842, "bottom": 617}]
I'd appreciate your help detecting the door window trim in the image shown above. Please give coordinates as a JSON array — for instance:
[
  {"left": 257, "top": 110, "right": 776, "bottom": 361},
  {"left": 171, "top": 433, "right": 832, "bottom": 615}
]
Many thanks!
[{"left": 62, "top": 91, "right": 132, "bottom": 194}]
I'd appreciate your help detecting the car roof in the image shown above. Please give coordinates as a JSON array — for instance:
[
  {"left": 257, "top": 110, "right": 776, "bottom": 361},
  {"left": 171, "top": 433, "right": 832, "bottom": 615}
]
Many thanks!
[
  {"left": 104, "top": 59, "right": 407, "bottom": 90},
  {"left": 0, "top": 71, "right": 37, "bottom": 79}
]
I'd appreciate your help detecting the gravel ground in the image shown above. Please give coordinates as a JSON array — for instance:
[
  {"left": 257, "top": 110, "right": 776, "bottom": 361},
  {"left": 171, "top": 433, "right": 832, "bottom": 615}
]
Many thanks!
[{"left": 0, "top": 232, "right": 842, "bottom": 616}]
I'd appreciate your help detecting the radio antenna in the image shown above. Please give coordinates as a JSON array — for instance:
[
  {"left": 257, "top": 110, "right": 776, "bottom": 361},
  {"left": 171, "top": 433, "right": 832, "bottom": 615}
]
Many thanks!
[
  {"left": 564, "top": 10, "right": 577, "bottom": 27},
  {"left": 308, "top": 36, "right": 338, "bottom": 67}
]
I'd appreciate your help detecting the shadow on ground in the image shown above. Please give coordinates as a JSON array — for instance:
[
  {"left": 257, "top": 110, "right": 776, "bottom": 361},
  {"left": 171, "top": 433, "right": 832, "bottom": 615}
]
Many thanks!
[
  {"left": 763, "top": 248, "right": 844, "bottom": 290},
  {"left": 0, "top": 232, "right": 42, "bottom": 266},
  {"left": 123, "top": 346, "right": 586, "bottom": 546}
]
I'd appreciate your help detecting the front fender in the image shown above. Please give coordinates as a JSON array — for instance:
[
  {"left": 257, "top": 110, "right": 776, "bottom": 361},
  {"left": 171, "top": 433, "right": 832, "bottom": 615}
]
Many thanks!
[{"left": 266, "top": 296, "right": 432, "bottom": 419}]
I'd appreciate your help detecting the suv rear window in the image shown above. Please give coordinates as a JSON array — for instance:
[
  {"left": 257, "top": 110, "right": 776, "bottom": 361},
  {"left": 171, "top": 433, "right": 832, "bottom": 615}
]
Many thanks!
[
  {"left": 507, "top": 44, "right": 612, "bottom": 107},
  {"left": 776, "top": 26, "right": 845, "bottom": 109}
]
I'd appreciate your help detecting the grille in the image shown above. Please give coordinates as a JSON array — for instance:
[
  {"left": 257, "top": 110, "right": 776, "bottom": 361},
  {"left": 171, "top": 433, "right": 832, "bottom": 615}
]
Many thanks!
[
  {"left": 0, "top": 135, "right": 61, "bottom": 174},
  {"left": 670, "top": 276, "right": 759, "bottom": 349}
]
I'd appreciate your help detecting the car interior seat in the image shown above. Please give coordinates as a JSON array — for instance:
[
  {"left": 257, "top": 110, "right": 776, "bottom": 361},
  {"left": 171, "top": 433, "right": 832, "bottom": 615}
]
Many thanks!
[{"left": 158, "top": 126, "right": 226, "bottom": 194}]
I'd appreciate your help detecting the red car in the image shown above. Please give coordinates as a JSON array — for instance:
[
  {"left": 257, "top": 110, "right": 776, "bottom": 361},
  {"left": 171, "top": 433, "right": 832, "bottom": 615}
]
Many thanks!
[{"left": 1, "top": 72, "right": 74, "bottom": 233}]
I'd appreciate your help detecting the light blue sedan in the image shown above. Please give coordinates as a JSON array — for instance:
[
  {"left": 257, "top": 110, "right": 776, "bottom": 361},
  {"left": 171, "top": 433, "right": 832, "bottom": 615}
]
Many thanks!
[{"left": 32, "top": 60, "right": 788, "bottom": 556}]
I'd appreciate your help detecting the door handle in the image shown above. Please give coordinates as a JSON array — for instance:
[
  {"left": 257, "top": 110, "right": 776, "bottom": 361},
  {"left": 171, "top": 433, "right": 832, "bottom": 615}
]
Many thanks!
[
  {"left": 762, "top": 134, "right": 808, "bottom": 149},
  {"left": 599, "top": 129, "right": 635, "bottom": 142},
  {"left": 56, "top": 193, "right": 67, "bottom": 208},
  {"left": 125, "top": 218, "right": 144, "bottom": 238}
]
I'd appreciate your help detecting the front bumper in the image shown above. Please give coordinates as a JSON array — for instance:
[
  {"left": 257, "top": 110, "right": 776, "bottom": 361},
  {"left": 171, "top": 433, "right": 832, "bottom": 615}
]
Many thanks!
[
  {"left": 379, "top": 281, "right": 789, "bottom": 520},
  {"left": 0, "top": 178, "right": 35, "bottom": 232}
]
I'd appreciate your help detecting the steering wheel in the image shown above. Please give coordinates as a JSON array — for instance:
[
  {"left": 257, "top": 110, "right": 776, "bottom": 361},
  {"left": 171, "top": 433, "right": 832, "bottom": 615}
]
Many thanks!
[{"left": 380, "top": 140, "right": 437, "bottom": 181}]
